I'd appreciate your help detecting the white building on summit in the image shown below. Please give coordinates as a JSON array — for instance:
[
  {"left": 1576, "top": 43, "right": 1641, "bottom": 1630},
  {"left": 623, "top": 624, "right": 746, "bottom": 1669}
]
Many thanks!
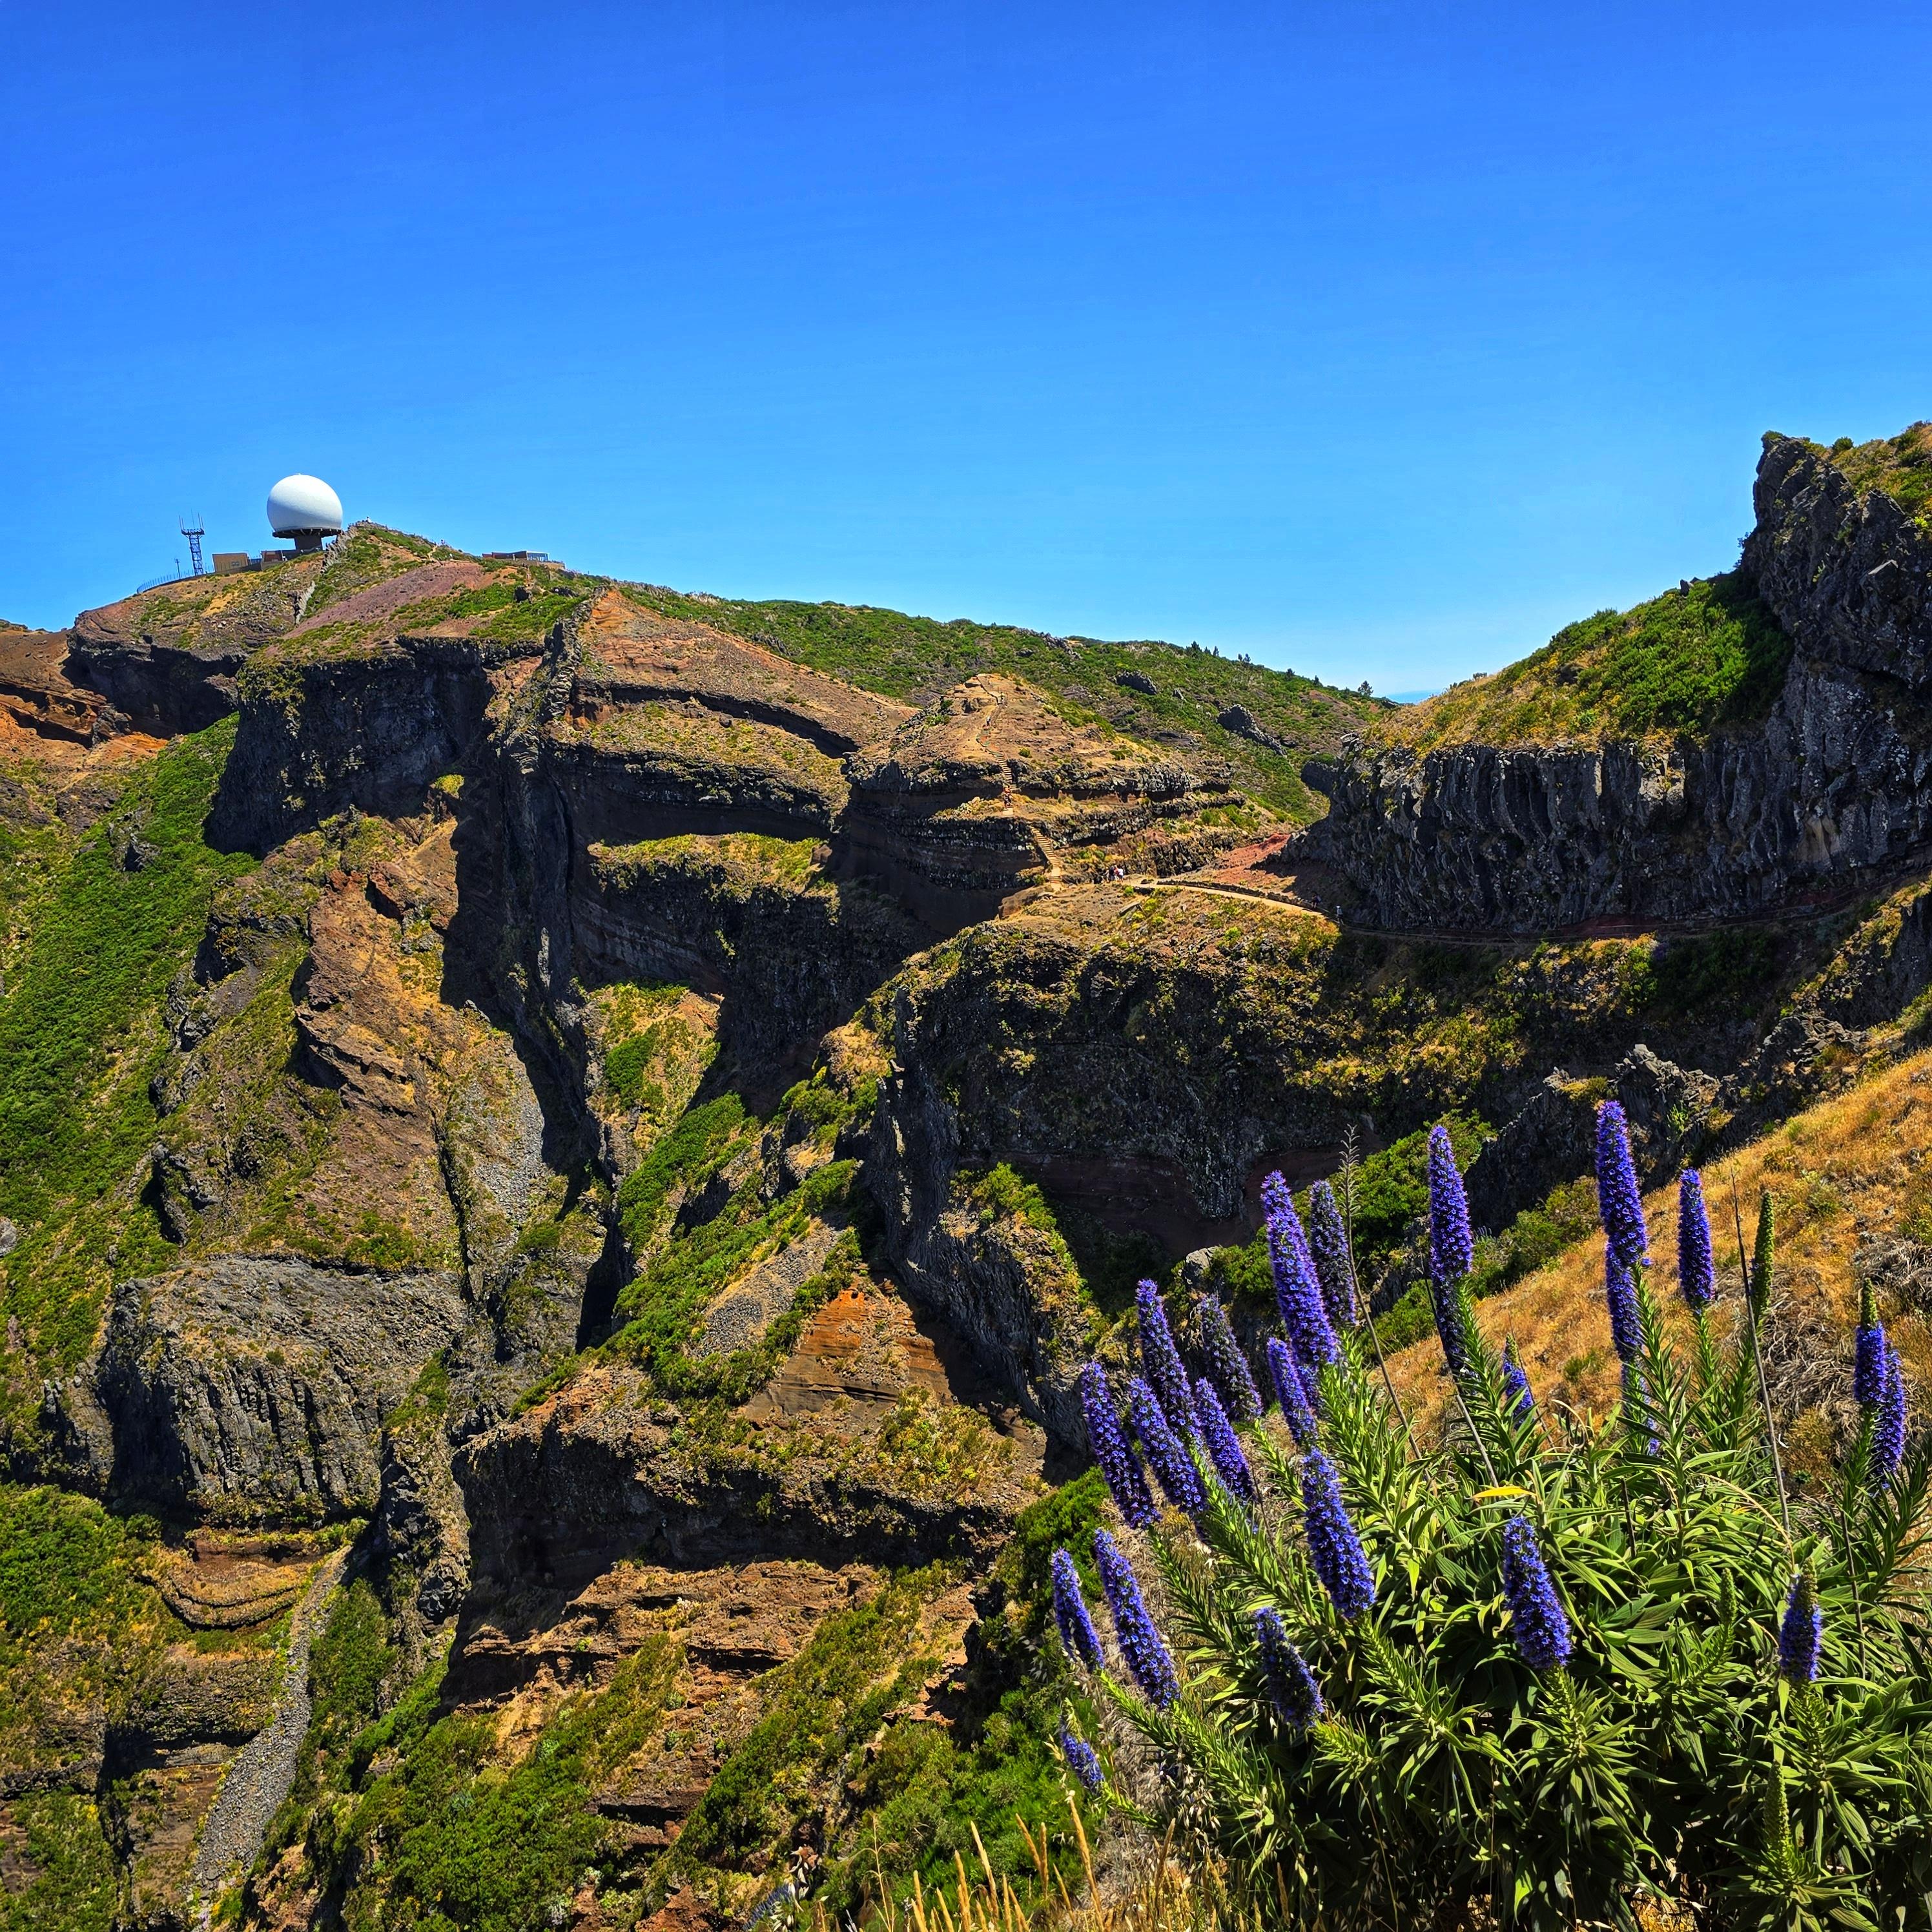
[{"left": 265, "top": 474, "right": 345, "bottom": 552}]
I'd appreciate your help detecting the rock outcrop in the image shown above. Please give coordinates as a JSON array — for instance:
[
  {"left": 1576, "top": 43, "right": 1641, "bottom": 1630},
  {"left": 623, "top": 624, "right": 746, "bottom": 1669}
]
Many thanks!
[
  {"left": 67, "top": 556, "right": 328, "bottom": 734},
  {"left": 52, "top": 1257, "right": 468, "bottom": 1523},
  {"left": 1464, "top": 1046, "right": 1719, "bottom": 1233},
  {"left": 1300, "top": 437, "right": 1932, "bottom": 931}
]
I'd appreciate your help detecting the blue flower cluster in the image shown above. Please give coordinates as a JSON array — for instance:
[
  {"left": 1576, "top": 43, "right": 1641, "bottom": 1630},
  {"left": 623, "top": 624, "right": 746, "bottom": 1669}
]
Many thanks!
[
  {"left": 1678, "top": 1169, "right": 1716, "bottom": 1313},
  {"left": 1095, "top": 1529, "right": 1179, "bottom": 1707},
  {"left": 1253, "top": 1606, "right": 1324, "bottom": 1730},
  {"left": 1129, "top": 1375, "right": 1206, "bottom": 1517},
  {"left": 1779, "top": 1569, "right": 1823, "bottom": 1684},
  {"left": 1425, "top": 1126, "right": 1474, "bottom": 1377},
  {"left": 1195, "top": 1292, "right": 1262, "bottom": 1423},
  {"left": 1051, "top": 1547, "right": 1102, "bottom": 1669},
  {"left": 1306, "top": 1180, "right": 1359, "bottom": 1329},
  {"left": 1137, "top": 1279, "right": 1198, "bottom": 1435},
  {"left": 1852, "top": 1281, "right": 1908, "bottom": 1492},
  {"left": 1194, "top": 1376, "right": 1255, "bottom": 1503},
  {"left": 1855, "top": 1282, "right": 1887, "bottom": 1408},
  {"left": 1301, "top": 1449, "right": 1375, "bottom": 1619},
  {"left": 1604, "top": 1243, "right": 1643, "bottom": 1364},
  {"left": 1874, "top": 1340, "right": 1907, "bottom": 1490},
  {"left": 1263, "top": 1174, "right": 1341, "bottom": 1369},
  {"left": 1080, "top": 1362, "right": 1156, "bottom": 1528},
  {"left": 1426, "top": 1125, "right": 1474, "bottom": 1282},
  {"left": 1267, "top": 1336, "right": 1319, "bottom": 1448},
  {"left": 1058, "top": 1723, "right": 1104, "bottom": 1793},
  {"left": 1594, "top": 1101, "right": 1650, "bottom": 1270},
  {"left": 1500, "top": 1516, "right": 1572, "bottom": 1671},
  {"left": 1501, "top": 1340, "right": 1535, "bottom": 1419}
]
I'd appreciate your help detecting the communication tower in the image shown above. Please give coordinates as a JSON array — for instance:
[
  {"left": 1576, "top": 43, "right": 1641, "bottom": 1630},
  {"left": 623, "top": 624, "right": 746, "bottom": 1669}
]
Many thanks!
[{"left": 180, "top": 516, "right": 206, "bottom": 577}]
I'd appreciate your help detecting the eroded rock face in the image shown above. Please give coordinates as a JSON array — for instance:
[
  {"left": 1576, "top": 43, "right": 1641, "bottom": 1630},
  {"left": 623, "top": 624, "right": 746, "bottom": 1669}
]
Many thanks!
[
  {"left": 1302, "top": 438, "right": 1932, "bottom": 931},
  {"left": 1464, "top": 1046, "right": 1719, "bottom": 1234},
  {"left": 59, "top": 1257, "right": 466, "bottom": 1523},
  {"left": 1745, "top": 436, "right": 1932, "bottom": 690},
  {"left": 457, "top": 1284, "right": 1039, "bottom": 1588},
  {"left": 0, "top": 630, "right": 126, "bottom": 747},
  {"left": 68, "top": 559, "right": 329, "bottom": 734},
  {"left": 841, "top": 674, "right": 1233, "bottom": 929}
]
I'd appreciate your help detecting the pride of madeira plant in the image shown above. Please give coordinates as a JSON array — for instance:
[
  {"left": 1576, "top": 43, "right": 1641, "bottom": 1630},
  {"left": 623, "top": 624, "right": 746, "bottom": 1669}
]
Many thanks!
[{"left": 1047, "top": 1105, "right": 1932, "bottom": 1928}]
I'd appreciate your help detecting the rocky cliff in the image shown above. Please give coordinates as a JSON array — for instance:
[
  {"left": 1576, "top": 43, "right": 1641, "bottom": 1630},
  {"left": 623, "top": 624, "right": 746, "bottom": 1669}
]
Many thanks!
[
  {"left": 1301, "top": 433, "right": 1932, "bottom": 930},
  {"left": 6, "top": 462, "right": 1932, "bottom": 1931}
]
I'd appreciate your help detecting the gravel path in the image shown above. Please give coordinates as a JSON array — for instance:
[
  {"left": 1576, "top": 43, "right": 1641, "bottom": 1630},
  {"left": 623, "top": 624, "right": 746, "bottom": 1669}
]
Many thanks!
[{"left": 189, "top": 1547, "right": 348, "bottom": 1929}]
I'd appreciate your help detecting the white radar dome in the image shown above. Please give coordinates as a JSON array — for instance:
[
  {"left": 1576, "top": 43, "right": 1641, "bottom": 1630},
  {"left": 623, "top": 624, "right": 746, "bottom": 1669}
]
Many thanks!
[{"left": 266, "top": 474, "right": 345, "bottom": 537}]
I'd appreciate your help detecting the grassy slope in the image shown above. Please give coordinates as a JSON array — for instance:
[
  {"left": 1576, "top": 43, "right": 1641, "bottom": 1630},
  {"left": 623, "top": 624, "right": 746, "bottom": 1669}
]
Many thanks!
[
  {"left": 1388, "top": 1037, "right": 1932, "bottom": 1476},
  {"left": 0, "top": 722, "right": 254, "bottom": 1396},
  {"left": 0, "top": 1485, "right": 187, "bottom": 1932},
  {"left": 621, "top": 582, "right": 1386, "bottom": 818},
  {"left": 1811, "top": 419, "right": 1932, "bottom": 526},
  {"left": 1392, "top": 570, "right": 1792, "bottom": 752}
]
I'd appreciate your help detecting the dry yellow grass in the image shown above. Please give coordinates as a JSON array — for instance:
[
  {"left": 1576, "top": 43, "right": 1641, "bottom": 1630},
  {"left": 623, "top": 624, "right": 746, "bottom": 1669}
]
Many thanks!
[
  {"left": 1386, "top": 1043, "right": 1932, "bottom": 1447},
  {"left": 839, "top": 1805, "right": 1224, "bottom": 1932}
]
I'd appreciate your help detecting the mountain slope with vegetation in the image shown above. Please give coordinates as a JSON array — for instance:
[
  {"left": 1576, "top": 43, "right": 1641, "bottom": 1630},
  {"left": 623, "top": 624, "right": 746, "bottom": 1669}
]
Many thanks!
[{"left": 2, "top": 423, "right": 1931, "bottom": 1929}]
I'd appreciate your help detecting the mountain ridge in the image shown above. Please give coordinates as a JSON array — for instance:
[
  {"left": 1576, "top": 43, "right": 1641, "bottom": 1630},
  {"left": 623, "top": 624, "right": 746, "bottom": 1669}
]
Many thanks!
[{"left": 3, "top": 431, "right": 1932, "bottom": 1929}]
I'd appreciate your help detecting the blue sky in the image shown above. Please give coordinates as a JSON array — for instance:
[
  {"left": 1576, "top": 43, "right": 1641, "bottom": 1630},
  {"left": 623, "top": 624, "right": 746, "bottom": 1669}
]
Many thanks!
[{"left": 5, "top": 2, "right": 1932, "bottom": 692}]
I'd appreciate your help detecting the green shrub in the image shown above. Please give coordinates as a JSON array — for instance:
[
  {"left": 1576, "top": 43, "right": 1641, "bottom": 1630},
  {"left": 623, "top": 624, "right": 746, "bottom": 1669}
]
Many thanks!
[
  {"left": 965, "top": 1163, "right": 1058, "bottom": 1232},
  {"left": 1057, "top": 1150, "right": 1932, "bottom": 1927},
  {"left": 0, "top": 721, "right": 253, "bottom": 1370},
  {"left": 614, "top": 1093, "right": 750, "bottom": 1255},
  {"left": 1647, "top": 928, "right": 1780, "bottom": 1019},
  {"left": 0, "top": 1793, "right": 119, "bottom": 1932},
  {"left": 300, "top": 1637, "right": 677, "bottom": 1930},
  {"left": 1404, "top": 571, "right": 1792, "bottom": 749},
  {"left": 602, "top": 1028, "right": 666, "bottom": 1111}
]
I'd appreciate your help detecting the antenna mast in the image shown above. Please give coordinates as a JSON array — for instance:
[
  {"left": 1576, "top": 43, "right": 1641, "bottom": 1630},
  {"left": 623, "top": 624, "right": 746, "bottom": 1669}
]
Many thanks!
[{"left": 180, "top": 515, "right": 206, "bottom": 578}]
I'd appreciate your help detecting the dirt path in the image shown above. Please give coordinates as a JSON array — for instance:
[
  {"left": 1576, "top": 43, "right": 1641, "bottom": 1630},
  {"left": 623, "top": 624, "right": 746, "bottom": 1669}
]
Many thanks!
[{"left": 189, "top": 1547, "right": 349, "bottom": 1929}]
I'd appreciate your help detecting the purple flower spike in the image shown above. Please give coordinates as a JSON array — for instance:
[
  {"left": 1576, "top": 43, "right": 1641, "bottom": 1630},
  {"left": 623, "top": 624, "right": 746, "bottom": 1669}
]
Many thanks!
[
  {"left": 1425, "top": 1127, "right": 1475, "bottom": 1377},
  {"left": 1127, "top": 1376, "right": 1207, "bottom": 1518},
  {"left": 1500, "top": 1516, "right": 1572, "bottom": 1671},
  {"left": 1266, "top": 1336, "right": 1319, "bottom": 1448},
  {"left": 1778, "top": 1570, "right": 1823, "bottom": 1684},
  {"left": 1051, "top": 1548, "right": 1102, "bottom": 1670},
  {"left": 1873, "top": 1341, "right": 1907, "bottom": 1492},
  {"left": 1080, "top": 1362, "right": 1157, "bottom": 1528},
  {"left": 1094, "top": 1529, "right": 1180, "bottom": 1707},
  {"left": 1196, "top": 1294, "right": 1263, "bottom": 1423},
  {"left": 1301, "top": 1448, "right": 1376, "bottom": 1620},
  {"left": 1136, "top": 1280, "right": 1198, "bottom": 1436},
  {"left": 1306, "top": 1181, "right": 1359, "bottom": 1329},
  {"left": 1194, "top": 1377, "right": 1256, "bottom": 1503},
  {"left": 1595, "top": 1101, "right": 1650, "bottom": 1270},
  {"left": 1264, "top": 1181, "right": 1341, "bottom": 1369},
  {"left": 1426, "top": 1125, "right": 1474, "bottom": 1286},
  {"left": 1058, "top": 1724, "right": 1104, "bottom": 1792},
  {"left": 1677, "top": 1170, "right": 1716, "bottom": 1313},
  {"left": 1855, "top": 1281, "right": 1887, "bottom": 1410},
  {"left": 1253, "top": 1607, "right": 1324, "bottom": 1730},
  {"left": 1604, "top": 1244, "right": 1643, "bottom": 1364},
  {"left": 1501, "top": 1340, "right": 1535, "bottom": 1420}
]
